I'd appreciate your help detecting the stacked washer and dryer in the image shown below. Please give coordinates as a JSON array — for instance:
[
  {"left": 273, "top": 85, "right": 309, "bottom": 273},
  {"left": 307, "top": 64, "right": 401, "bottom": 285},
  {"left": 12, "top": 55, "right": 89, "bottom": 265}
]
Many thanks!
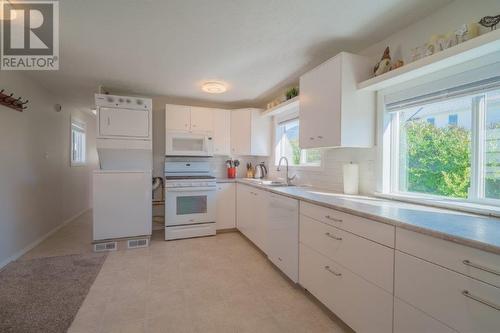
[{"left": 92, "top": 94, "right": 153, "bottom": 250}]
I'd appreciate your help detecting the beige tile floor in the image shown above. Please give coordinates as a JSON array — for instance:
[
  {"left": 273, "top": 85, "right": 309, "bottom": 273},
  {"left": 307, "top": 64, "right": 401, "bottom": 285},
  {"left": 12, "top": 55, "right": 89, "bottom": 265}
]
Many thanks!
[{"left": 23, "top": 213, "right": 352, "bottom": 333}]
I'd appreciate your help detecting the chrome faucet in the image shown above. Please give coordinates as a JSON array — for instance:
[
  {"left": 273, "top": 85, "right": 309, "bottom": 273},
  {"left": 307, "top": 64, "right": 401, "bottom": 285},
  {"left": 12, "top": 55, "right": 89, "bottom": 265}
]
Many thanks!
[{"left": 277, "top": 156, "right": 296, "bottom": 185}]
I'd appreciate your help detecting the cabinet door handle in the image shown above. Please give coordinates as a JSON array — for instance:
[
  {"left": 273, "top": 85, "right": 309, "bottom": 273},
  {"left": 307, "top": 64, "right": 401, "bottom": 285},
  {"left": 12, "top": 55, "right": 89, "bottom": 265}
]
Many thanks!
[
  {"left": 309, "top": 137, "right": 314, "bottom": 140},
  {"left": 463, "top": 260, "right": 500, "bottom": 276},
  {"left": 462, "top": 290, "right": 500, "bottom": 311},
  {"left": 107, "top": 117, "right": 111, "bottom": 126},
  {"left": 324, "top": 265, "right": 342, "bottom": 277},
  {"left": 325, "top": 232, "right": 342, "bottom": 241},
  {"left": 317, "top": 135, "right": 323, "bottom": 139},
  {"left": 325, "top": 215, "right": 342, "bottom": 223}
]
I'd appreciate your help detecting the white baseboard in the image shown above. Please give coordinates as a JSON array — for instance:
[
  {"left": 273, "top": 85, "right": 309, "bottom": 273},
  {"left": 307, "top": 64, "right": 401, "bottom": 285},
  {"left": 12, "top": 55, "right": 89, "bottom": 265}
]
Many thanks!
[{"left": 0, "top": 208, "right": 90, "bottom": 270}]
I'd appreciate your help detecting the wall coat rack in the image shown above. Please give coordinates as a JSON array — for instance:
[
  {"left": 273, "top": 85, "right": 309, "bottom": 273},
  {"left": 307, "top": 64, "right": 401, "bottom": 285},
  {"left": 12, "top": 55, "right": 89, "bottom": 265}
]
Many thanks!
[{"left": 0, "top": 89, "right": 29, "bottom": 112}]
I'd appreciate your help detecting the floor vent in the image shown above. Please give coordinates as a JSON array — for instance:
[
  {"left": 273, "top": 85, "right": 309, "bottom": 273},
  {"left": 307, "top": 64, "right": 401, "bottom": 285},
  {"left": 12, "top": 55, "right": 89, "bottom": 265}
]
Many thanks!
[
  {"left": 94, "top": 242, "right": 117, "bottom": 252},
  {"left": 128, "top": 238, "right": 149, "bottom": 249}
]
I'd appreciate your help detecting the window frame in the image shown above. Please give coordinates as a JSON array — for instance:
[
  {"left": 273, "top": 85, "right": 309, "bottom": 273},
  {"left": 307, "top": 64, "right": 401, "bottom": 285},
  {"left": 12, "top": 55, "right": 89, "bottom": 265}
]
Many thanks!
[
  {"left": 70, "top": 117, "right": 86, "bottom": 167},
  {"left": 273, "top": 112, "right": 324, "bottom": 170},
  {"left": 387, "top": 92, "right": 500, "bottom": 207}
]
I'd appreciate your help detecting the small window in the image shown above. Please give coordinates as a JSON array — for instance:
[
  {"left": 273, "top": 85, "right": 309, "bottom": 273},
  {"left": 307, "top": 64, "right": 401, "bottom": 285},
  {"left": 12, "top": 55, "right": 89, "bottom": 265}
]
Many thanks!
[
  {"left": 426, "top": 117, "right": 435, "bottom": 126},
  {"left": 448, "top": 114, "right": 458, "bottom": 126},
  {"left": 71, "top": 119, "right": 86, "bottom": 166},
  {"left": 275, "top": 118, "right": 321, "bottom": 167}
]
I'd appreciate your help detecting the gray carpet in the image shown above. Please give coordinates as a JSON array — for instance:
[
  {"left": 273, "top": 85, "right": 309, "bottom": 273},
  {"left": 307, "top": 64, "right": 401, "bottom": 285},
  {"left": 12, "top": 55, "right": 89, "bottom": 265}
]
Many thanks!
[{"left": 0, "top": 253, "right": 107, "bottom": 333}]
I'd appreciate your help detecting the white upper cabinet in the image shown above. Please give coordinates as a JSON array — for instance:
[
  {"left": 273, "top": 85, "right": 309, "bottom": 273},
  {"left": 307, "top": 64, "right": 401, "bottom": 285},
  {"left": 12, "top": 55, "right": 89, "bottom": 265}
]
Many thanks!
[
  {"left": 190, "top": 107, "right": 214, "bottom": 133},
  {"left": 165, "top": 104, "right": 213, "bottom": 133},
  {"left": 231, "top": 108, "right": 271, "bottom": 156},
  {"left": 212, "top": 109, "right": 231, "bottom": 156},
  {"left": 165, "top": 104, "right": 190, "bottom": 132},
  {"left": 299, "top": 52, "right": 375, "bottom": 149}
]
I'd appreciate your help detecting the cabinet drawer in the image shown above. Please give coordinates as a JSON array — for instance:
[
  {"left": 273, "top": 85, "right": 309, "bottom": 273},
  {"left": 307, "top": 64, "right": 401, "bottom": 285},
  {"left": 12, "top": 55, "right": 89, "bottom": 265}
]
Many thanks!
[
  {"left": 300, "top": 215, "right": 393, "bottom": 293},
  {"left": 299, "top": 244, "right": 393, "bottom": 333},
  {"left": 300, "top": 201, "right": 395, "bottom": 247},
  {"left": 395, "top": 251, "right": 500, "bottom": 333},
  {"left": 394, "top": 298, "right": 456, "bottom": 333},
  {"left": 397, "top": 228, "right": 500, "bottom": 287}
]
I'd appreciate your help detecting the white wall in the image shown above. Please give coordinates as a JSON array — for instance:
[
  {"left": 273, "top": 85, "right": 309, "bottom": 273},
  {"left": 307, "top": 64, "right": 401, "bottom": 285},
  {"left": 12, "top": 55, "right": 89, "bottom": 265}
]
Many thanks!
[
  {"left": 358, "top": 0, "right": 500, "bottom": 61},
  {"left": 268, "top": 0, "right": 500, "bottom": 194},
  {"left": 0, "top": 72, "right": 97, "bottom": 268}
]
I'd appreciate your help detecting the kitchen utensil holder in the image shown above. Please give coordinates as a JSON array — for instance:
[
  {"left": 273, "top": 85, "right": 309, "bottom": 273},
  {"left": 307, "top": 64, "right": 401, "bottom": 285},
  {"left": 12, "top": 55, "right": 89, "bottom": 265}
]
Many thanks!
[{"left": 227, "top": 167, "right": 236, "bottom": 179}]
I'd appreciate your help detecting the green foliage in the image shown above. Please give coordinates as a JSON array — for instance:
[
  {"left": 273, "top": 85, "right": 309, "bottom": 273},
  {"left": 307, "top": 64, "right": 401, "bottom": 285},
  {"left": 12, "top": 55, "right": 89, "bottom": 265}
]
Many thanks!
[
  {"left": 404, "top": 121, "right": 471, "bottom": 198},
  {"left": 290, "top": 139, "right": 301, "bottom": 165},
  {"left": 286, "top": 87, "right": 299, "bottom": 100}
]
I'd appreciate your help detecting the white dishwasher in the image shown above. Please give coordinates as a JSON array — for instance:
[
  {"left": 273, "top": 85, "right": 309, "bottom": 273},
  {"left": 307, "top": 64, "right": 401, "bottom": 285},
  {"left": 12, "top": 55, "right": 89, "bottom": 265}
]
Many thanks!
[{"left": 267, "top": 193, "right": 299, "bottom": 282}]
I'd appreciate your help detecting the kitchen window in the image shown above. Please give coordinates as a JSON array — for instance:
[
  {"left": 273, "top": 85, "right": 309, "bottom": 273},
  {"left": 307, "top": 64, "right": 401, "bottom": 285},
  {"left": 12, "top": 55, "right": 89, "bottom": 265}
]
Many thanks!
[
  {"left": 275, "top": 117, "right": 321, "bottom": 167},
  {"left": 71, "top": 119, "right": 86, "bottom": 166},
  {"left": 387, "top": 80, "right": 500, "bottom": 206}
]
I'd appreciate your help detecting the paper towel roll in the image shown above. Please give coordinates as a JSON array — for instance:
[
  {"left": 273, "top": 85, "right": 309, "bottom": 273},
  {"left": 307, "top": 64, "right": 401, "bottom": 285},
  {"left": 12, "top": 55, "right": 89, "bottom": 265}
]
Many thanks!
[{"left": 343, "top": 163, "right": 359, "bottom": 195}]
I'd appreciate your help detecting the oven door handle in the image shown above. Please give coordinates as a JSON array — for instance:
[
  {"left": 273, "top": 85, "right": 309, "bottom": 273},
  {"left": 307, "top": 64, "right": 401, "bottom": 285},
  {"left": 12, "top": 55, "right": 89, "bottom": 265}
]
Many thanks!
[{"left": 166, "top": 187, "right": 216, "bottom": 192}]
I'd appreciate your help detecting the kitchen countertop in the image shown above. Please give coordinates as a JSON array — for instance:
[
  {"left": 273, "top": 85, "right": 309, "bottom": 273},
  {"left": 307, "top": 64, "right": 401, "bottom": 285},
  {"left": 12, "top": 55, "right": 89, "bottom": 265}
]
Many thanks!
[
  {"left": 216, "top": 178, "right": 236, "bottom": 183},
  {"left": 235, "top": 178, "right": 500, "bottom": 255}
]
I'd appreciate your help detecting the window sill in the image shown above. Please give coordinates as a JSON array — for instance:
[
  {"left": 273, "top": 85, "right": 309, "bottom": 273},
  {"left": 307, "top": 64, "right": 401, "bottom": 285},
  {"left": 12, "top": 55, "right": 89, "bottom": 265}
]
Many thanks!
[
  {"left": 71, "top": 163, "right": 87, "bottom": 167},
  {"left": 375, "top": 192, "right": 500, "bottom": 218}
]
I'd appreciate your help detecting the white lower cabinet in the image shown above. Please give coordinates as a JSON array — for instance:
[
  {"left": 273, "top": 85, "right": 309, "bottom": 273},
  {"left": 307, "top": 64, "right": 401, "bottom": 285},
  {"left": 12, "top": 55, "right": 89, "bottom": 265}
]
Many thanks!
[
  {"left": 300, "top": 201, "right": 395, "bottom": 247},
  {"left": 236, "top": 183, "right": 254, "bottom": 239},
  {"left": 396, "top": 228, "right": 500, "bottom": 288},
  {"left": 300, "top": 214, "right": 393, "bottom": 293},
  {"left": 216, "top": 183, "right": 235, "bottom": 230},
  {"left": 268, "top": 193, "right": 299, "bottom": 282},
  {"left": 236, "top": 184, "right": 268, "bottom": 254},
  {"left": 299, "top": 244, "right": 393, "bottom": 333},
  {"left": 253, "top": 188, "right": 269, "bottom": 253},
  {"left": 394, "top": 298, "right": 457, "bottom": 333},
  {"left": 395, "top": 251, "right": 500, "bottom": 333}
]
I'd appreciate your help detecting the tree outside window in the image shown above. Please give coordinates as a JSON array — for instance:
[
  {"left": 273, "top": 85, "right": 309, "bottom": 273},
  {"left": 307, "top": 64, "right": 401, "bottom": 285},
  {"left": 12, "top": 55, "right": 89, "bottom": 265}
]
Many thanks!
[
  {"left": 393, "top": 90, "right": 500, "bottom": 203},
  {"left": 275, "top": 118, "right": 321, "bottom": 167}
]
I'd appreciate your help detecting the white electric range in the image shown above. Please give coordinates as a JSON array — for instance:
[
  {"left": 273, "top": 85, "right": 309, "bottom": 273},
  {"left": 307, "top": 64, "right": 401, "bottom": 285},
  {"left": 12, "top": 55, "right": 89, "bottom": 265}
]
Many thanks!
[{"left": 164, "top": 161, "right": 216, "bottom": 240}]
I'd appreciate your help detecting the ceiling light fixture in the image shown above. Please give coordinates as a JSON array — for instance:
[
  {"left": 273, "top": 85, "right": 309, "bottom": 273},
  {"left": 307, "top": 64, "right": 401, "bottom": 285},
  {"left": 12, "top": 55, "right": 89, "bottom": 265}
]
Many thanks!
[{"left": 201, "top": 81, "right": 227, "bottom": 94}]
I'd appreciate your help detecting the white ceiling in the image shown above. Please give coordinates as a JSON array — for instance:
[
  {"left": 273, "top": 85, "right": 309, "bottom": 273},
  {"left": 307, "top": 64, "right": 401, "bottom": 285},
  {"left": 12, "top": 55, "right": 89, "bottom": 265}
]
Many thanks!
[{"left": 25, "top": 0, "right": 451, "bottom": 109}]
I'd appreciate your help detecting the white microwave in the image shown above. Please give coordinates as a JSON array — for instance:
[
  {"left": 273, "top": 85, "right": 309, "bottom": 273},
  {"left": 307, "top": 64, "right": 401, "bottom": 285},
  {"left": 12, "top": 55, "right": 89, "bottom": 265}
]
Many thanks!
[{"left": 165, "top": 132, "right": 214, "bottom": 157}]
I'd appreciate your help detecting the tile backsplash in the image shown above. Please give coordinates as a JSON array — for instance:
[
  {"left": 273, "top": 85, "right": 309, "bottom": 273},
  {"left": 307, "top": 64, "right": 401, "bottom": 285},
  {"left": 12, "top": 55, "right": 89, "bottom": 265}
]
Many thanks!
[
  {"left": 164, "top": 155, "right": 265, "bottom": 179},
  {"left": 164, "top": 147, "right": 377, "bottom": 194},
  {"left": 267, "top": 147, "right": 377, "bottom": 194}
]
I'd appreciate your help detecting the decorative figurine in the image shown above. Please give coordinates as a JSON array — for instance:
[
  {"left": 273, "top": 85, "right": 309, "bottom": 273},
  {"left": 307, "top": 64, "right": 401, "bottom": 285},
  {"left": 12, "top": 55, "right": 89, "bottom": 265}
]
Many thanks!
[
  {"left": 435, "top": 34, "right": 452, "bottom": 51},
  {"left": 390, "top": 60, "right": 404, "bottom": 71},
  {"left": 455, "top": 23, "right": 479, "bottom": 43},
  {"left": 455, "top": 24, "right": 469, "bottom": 43},
  {"left": 373, "top": 47, "right": 391, "bottom": 77},
  {"left": 479, "top": 14, "right": 500, "bottom": 31},
  {"left": 410, "top": 47, "right": 422, "bottom": 62},
  {"left": 424, "top": 43, "right": 435, "bottom": 57}
]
